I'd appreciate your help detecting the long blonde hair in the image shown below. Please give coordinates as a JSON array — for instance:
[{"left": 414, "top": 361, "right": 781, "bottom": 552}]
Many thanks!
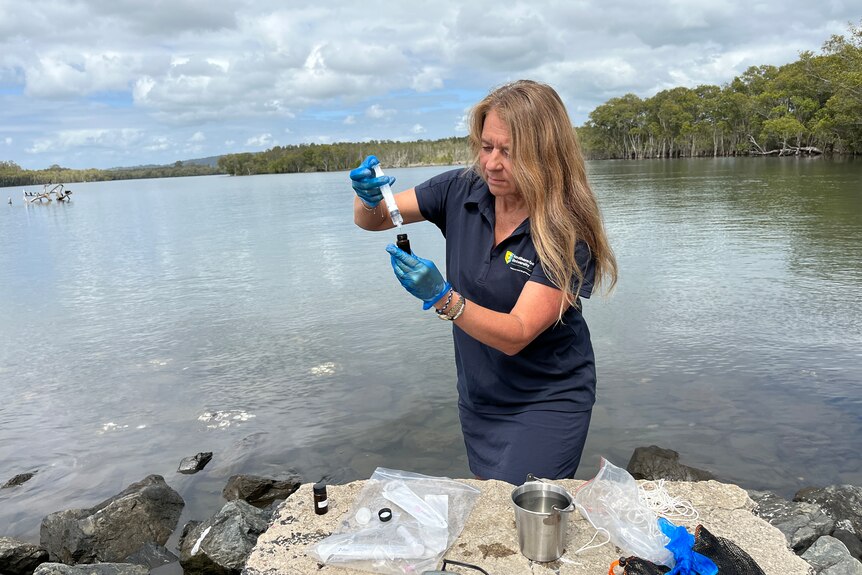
[{"left": 468, "top": 80, "right": 618, "bottom": 316}]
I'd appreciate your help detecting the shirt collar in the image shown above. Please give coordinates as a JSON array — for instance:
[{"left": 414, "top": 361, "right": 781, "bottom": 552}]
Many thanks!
[
  {"left": 463, "top": 170, "right": 531, "bottom": 237},
  {"left": 463, "top": 168, "right": 491, "bottom": 208}
]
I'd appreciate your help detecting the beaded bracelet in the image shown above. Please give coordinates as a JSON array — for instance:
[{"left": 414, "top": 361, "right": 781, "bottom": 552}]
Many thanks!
[
  {"left": 447, "top": 295, "right": 466, "bottom": 320},
  {"left": 434, "top": 289, "right": 455, "bottom": 316},
  {"left": 450, "top": 298, "right": 466, "bottom": 320},
  {"left": 438, "top": 293, "right": 465, "bottom": 321}
]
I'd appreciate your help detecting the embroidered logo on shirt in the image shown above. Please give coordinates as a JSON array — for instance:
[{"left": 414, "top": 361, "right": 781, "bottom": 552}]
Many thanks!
[{"left": 505, "top": 250, "right": 535, "bottom": 276}]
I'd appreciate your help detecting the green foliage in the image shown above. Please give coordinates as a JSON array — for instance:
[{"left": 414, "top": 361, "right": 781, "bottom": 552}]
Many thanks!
[
  {"left": 581, "top": 21, "right": 862, "bottom": 158},
  {"left": 0, "top": 160, "right": 220, "bottom": 188},
  {"left": 216, "top": 138, "right": 470, "bottom": 177}
]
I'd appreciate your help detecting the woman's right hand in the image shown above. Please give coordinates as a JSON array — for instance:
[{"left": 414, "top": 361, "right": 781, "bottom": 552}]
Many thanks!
[
  {"left": 349, "top": 155, "right": 395, "bottom": 208},
  {"left": 386, "top": 244, "right": 451, "bottom": 310}
]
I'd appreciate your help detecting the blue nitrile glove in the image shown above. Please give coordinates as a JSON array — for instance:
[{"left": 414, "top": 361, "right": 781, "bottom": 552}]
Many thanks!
[
  {"left": 349, "top": 155, "right": 396, "bottom": 208},
  {"left": 386, "top": 244, "right": 451, "bottom": 310},
  {"left": 658, "top": 518, "right": 718, "bottom": 575}
]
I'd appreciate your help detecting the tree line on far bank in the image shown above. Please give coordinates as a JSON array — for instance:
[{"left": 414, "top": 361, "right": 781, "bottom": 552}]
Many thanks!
[
  {"left": 2, "top": 22, "right": 858, "bottom": 188},
  {"left": 578, "top": 21, "right": 862, "bottom": 159},
  {"left": 215, "top": 137, "right": 471, "bottom": 176},
  {"left": 0, "top": 161, "right": 220, "bottom": 189}
]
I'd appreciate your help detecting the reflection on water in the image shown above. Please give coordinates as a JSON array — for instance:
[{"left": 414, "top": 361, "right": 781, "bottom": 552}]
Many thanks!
[{"left": 1, "top": 158, "right": 860, "bottom": 542}]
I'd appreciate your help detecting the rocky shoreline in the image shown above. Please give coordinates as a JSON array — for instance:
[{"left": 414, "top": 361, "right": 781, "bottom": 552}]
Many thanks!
[{"left": 1, "top": 445, "right": 860, "bottom": 574}]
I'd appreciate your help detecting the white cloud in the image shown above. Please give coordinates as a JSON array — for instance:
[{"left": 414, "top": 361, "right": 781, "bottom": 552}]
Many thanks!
[
  {"left": 27, "top": 129, "right": 144, "bottom": 154},
  {"left": 206, "top": 58, "right": 230, "bottom": 73},
  {"left": 189, "top": 131, "right": 206, "bottom": 142},
  {"left": 411, "top": 67, "right": 445, "bottom": 92},
  {"left": 170, "top": 56, "right": 191, "bottom": 68},
  {"left": 366, "top": 104, "right": 395, "bottom": 120},
  {"left": 24, "top": 51, "right": 141, "bottom": 98},
  {"left": 447, "top": 4, "right": 552, "bottom": 72},
  {"left": 343, "top": 115, "right": 356, "bottom": 125},
  {"left": 455, "top": 109, "right": 470, "bottom": 134},
  {"left": 411, "top": 124, "right": 426, "bottom": 134},
  {"left": 144, "top": 136, "right": 171, "bottom": 151},
  {"left": 3, "top": 137, "right": 11, "bottom": 145},
  {"left": 245, "top": 133, "right": 275, "bottom": 147}
]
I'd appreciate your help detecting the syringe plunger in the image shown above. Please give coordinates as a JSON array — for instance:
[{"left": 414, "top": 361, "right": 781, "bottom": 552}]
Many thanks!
[{"left": 372, "top": 164, "right": 403, "bottom": 227}]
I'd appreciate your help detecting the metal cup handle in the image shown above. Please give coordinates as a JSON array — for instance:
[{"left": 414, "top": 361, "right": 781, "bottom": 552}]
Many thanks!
[
  {"left": 553, "top": 502, "right": 575, "bottom": 514},
  {"left": 523, "top": 472, "right": 575, "bottom": 514}
]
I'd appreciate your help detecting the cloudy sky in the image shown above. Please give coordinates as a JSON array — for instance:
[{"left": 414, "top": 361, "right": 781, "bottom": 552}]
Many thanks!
[{"left": 0, "top": 1, "right": 857, "bottom": 170}]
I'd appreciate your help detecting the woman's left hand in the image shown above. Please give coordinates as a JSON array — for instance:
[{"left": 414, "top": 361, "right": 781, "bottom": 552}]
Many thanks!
[
  {"left": 386, "top": 245, "right": 451, "bottom": 310},
  {"left": 350, "top": 155, "right": 395, "bottom": 208}
]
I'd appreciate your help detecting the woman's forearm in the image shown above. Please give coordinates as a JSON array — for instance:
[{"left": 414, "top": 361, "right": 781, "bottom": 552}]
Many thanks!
[
  {"left": 353, "top": 196, "right": 393, "bottom": 231},
  {"left": 434, "top": 284, "right": 562, "bottom": 356}
]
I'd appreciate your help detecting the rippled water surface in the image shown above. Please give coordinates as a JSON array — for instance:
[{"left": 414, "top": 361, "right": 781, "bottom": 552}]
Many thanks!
[{"left": 1, "top": 158, "right": 860, "bottom": 542}]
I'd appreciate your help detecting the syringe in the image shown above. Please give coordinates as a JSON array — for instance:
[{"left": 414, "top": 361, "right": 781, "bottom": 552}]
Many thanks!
[{"left": 372, "top": 164, "right": 403, "bottom": 227}]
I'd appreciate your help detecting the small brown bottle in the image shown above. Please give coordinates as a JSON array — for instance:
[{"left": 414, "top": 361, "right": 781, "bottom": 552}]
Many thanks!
[
  {"left": 313, "top": 482, "right": 329, "bottom": 515},
  {"left": 396, "top": 233, "right": 412, "bottom": 254}
]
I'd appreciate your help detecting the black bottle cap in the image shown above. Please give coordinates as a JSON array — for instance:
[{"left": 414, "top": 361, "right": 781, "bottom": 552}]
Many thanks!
[
  {"left": 396, "top": 233, "right": 411, "bottom": 254},
  {"left": 313, "top": 482, "right": 326, "bottom": 493}
]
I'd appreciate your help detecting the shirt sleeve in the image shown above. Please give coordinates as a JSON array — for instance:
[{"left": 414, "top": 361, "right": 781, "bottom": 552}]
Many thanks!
[
  {"left": 415, "top": 168, "right": 476, "bottom": 237},
  {"left": 528, "top": 240, "right": 596, "bottom": 299}
]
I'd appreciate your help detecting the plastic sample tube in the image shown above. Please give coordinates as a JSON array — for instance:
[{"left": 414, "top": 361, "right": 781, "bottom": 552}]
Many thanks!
[
  {"left": 372, "top": 164, "right": 403, "bottom": 227},
  {"left": 317, "top": 534, "right": 425, "bottom": 562}
]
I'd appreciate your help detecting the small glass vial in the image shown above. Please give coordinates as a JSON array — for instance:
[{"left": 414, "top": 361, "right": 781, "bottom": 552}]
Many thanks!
[
  {"left": 396, "top": 233, "right": 412, "bottom": 254},
  {"left": 313, "top": 481, "right": 329, "bottom": 515}
]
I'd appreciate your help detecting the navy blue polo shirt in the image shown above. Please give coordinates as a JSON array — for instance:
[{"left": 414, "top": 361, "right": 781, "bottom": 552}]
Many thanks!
[{"left": 415, "top": 168, "right": 597, "bottom": 414}]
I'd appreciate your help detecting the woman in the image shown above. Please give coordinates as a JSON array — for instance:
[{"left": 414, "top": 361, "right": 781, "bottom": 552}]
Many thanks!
[{"left": 350, "top": 80, "right": 617, "bottom": 484}]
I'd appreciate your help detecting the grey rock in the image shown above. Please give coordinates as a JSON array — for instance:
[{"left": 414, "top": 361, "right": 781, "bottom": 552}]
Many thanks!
[
  {"left": 39, "top": 474, "right": 184, "bottom": 564},
  {"left": 2, "top": 472, "right": 36, "bottom": 488},
  {"left": 178, "top": 452, "right": 213, "bottom": 474},
  {"left": 795, "top": 485, "right": 862, "bottom": 537},
  {"left": 626, "top": 445, "right": 715, "bottom": 481},
  {"left": 179, "top": 499, "right": 270, "bottom": 575},
  {"left": 33, "top": 563, "right": 148, "bottom": 575},
  {"left": 123, "top": 541, "right": 178, "bottom": 568},
  {"left": 801, "top": 536, "right": 862, "bottom": 575},
  {"left": 177, "top": 520, "right": 203, "bottom": 552},
  {"left": 749, "top": 489, "right": 835, "bottom": 551},
  {"left": 0, "top": 536, "right": 49, "bottom": 575},
  {"left": 833, "top": 530, "right": 862, "bottom": 561},
  {"left": 222, "top": 474, "right": 301, "bottom": 508}
]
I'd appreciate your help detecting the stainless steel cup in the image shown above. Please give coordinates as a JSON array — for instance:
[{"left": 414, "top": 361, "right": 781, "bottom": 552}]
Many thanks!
[{"left": 510, "top": 476, "right": 575, "bottom": 562}]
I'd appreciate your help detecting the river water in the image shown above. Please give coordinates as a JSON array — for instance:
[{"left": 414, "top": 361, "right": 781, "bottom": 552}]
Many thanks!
[{"left": 1, "top": 157, "right": 860, "bottom": 543}]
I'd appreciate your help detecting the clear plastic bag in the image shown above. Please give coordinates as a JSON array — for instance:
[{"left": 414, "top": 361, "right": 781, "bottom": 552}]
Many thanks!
[
  {"left": 312, "top": 467, "right": 481, "bottom": 574},
  {"left": 574, "top": 458, "right": 673, "bottom": 566}
]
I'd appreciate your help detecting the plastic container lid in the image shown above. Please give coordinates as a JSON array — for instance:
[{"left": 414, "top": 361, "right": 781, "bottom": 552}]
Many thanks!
[{"left": 355, "top": 507, "right": 372, "bottom": 525}]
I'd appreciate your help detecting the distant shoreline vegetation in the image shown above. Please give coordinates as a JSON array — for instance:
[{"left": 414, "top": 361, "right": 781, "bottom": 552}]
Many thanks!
[
  {"left": 578, "top": 21, "right": 861, "bottom": 160},
  {"left": 2, "top": 22, "right": 858, "bottom": 188}
]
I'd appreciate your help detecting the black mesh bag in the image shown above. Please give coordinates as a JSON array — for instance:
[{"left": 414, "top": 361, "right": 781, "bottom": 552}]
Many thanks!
[{"left": 612, "top": 524, "right": 766, "bottom": 575}]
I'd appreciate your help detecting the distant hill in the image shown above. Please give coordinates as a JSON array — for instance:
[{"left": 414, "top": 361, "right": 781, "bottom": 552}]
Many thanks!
[
  {"left": 179, "top": 155, "right": 221, "bottom": 168},
  {"left": 106, "top": 155, "right": 222, "bottom": 171}
]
